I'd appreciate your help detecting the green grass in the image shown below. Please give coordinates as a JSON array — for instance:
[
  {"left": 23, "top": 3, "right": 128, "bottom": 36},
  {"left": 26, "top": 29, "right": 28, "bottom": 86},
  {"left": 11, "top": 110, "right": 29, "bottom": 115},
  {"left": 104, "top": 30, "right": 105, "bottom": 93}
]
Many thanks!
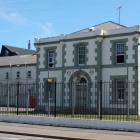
[{"left": 56, "top": 114, "right": 140, "bottom": 122}]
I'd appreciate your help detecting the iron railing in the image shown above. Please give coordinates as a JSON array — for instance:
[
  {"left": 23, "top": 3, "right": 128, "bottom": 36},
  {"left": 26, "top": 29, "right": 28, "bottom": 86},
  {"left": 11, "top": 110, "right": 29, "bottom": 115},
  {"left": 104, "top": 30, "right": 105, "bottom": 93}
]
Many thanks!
[{"left": 0, "top": 81, "right": 139, "bottom": 122}]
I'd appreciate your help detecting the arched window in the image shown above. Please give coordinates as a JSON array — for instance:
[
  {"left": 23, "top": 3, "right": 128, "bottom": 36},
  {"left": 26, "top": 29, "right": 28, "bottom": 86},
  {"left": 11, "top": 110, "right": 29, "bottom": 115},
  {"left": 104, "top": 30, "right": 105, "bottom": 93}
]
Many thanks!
[{"left": 79, "top": 77, "right": 87, "bottom": 83}]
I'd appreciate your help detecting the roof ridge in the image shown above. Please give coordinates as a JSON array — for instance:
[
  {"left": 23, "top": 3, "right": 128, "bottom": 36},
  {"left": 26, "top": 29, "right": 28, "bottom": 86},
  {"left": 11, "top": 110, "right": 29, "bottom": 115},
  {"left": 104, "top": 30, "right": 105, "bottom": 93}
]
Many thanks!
[
  {"left": 69, "top": 21, "right": 126, "bottom": 35},
  {"left": 1, "top": 45, "right": 36, "bottom": 56},
  {"left": 2, "top": 45, "right": 35, "bottom": 51},
  {"left": 93, "top": 21, "right": 126, "bottom": 28}
]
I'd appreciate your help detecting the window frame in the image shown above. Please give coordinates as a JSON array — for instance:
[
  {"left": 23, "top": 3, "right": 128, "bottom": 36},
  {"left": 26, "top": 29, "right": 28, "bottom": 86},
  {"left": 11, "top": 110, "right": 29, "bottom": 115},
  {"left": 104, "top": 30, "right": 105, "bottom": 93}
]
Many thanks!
[
  {"left": 114, "top": 79, "right": 126, "bottom": 102},
  {"left": 16, "top": 71, "right": 20, "bottom": 79},
  {"left": 115, "top": 42, "right": 125, "bottom": 64},
  {"left": 27, "top": 70, "right": 31, "bottom": 78},
  {"left": 48, "top": 50, "right": 55, "bottom": 68},
  {"left": 111, "top": 76, "right": 128, "bottom": 104},
  {"left": 78, "top": 46, "right": 86, "bottom": 65}
]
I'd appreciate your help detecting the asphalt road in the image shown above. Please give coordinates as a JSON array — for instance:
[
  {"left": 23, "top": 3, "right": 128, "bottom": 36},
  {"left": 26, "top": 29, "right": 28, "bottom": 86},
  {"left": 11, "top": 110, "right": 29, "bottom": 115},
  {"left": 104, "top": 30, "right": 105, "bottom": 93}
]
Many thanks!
[
  {"left": 1, "top": 122, "right": 140, "bottom": 140},
  {"left": 0, "top": 133, "right": 60, "bottom": 140}
]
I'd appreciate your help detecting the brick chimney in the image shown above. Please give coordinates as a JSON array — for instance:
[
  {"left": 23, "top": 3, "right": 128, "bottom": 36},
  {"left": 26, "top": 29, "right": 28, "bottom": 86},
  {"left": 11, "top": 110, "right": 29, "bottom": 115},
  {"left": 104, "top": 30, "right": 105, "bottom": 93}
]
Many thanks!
[{"left": 28, "top": 40, "right": 31, "bottom": 50}]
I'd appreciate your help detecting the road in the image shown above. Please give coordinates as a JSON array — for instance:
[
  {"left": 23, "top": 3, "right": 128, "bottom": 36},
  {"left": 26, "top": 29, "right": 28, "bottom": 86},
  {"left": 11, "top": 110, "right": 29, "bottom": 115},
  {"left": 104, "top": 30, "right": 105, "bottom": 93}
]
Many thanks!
[
  {"left": 0, "top": 122, "right": 140, "bottom": 140},
  {"left": 0, "top": 133, "right": 60, "bottom": 140}
]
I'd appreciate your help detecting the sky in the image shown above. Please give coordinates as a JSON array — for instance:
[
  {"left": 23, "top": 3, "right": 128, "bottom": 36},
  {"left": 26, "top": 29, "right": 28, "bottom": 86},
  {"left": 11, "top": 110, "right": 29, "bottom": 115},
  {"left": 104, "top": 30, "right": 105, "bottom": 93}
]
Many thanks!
[{"left": 0, "top": 0, "right": 140, "bottom": 50}]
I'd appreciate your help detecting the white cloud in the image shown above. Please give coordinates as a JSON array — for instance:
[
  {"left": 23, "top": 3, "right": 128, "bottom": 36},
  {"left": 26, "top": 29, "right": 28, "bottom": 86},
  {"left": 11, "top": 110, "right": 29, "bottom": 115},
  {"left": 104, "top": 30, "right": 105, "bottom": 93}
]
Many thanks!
[{"left": 0, "top": 8, "right": 27, "bottom": 25}]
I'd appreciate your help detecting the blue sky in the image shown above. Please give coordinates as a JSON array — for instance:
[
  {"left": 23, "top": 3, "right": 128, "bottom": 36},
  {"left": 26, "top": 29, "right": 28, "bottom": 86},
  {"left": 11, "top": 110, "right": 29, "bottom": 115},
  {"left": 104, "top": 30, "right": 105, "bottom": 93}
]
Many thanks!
[{"left": 0, "top": 0, "right": 140, "bottom": 50}]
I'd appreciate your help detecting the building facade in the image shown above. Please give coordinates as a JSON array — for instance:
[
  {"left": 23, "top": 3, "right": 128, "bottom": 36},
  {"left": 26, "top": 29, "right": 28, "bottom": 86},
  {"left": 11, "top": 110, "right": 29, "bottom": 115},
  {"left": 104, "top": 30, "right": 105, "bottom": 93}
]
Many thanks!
[
  {"left": 0, "top": 54, "right": 37, "bottom": 107},
  {"left": 0, "top": 54, "right": 36, "bottom": 83},
  {"left": 35, "top": 21, "right": 140, "bottom": 115}
]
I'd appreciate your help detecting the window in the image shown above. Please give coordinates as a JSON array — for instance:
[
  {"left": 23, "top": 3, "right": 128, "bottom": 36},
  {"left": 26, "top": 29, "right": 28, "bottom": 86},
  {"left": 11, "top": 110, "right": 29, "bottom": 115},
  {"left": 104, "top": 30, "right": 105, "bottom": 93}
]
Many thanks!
[
  {"left": 116, "top": 43, "right": 125, "bottom": 64},
  {"left": 16, "top": 71, "right": 20, "bottom": 79},
  {"left": 5, "top": 72, "right": 9, "bottom": 79},
  {"left": 27, "top": 71, "right": 31, "bottom": 78},
  {"left": 115, "top": 79, "right": 126, "bottom": 101},
  {"left": 48, "top": 50, "right": 55, "bottom": 68},
  {"left": 78, "top": 47, "right": 86, "bottom": 65}
]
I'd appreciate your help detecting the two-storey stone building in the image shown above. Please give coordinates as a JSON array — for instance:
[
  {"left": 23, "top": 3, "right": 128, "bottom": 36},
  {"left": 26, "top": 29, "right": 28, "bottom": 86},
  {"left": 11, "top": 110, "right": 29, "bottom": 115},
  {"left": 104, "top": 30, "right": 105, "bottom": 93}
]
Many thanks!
[{"left": 35, "top": 21, "right": 140, "bottom": 115}]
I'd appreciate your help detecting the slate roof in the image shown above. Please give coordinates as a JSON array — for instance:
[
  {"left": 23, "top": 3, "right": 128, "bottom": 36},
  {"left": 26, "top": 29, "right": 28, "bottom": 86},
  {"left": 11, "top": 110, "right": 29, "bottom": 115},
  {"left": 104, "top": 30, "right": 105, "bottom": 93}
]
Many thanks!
[
  {"left": 2, "top": 45, "right": 36, "bottom": 55},
  {"left": 0, "top": 54, "right": 36, "bottom": 66}
]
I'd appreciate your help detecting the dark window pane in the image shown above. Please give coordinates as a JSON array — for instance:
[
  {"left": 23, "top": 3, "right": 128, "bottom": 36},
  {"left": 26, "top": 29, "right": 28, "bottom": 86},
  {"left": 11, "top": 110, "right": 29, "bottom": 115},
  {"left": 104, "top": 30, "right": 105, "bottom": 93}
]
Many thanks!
[
  {"left": 117, "top": 55, "right": 124, "bottom": 63},
  {"left": 48, "top": 50, "right": 55, "bottom": 68},
  {"left": 114, "top": 79, "right": 126, "bottom": 101},
  {"left": 27, "top": 71, "right": 31, "bottom": 78},
  {"left": 49, "top": 63, "right": 54, "bottom": 68},
  {"left": 117, "top": 89, "right": 125, "bottom": 100},
  {"left": 17, "top": 71, "right": 20, "bottom": 78}
]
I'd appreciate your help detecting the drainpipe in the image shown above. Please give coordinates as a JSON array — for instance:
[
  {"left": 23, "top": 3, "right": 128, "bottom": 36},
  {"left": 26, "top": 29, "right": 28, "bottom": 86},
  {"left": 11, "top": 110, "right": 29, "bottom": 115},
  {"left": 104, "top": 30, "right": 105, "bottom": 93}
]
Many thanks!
[{"left": 95, "top": 30, "right": 104, "bottom": 119}]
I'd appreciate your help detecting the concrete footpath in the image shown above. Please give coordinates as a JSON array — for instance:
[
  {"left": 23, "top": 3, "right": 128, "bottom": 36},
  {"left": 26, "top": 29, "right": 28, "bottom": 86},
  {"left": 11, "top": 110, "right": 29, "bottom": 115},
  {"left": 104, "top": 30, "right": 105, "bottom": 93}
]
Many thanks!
[{"left": 0, "top": 122, "right": 140, "bottom": 140}]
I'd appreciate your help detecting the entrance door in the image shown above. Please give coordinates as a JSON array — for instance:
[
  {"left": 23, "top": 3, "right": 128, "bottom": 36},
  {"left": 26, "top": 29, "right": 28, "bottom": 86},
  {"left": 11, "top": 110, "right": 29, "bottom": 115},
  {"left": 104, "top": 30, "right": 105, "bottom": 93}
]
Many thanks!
[{"left": 76, "top": 77, "right": 88, "bottom": 108}]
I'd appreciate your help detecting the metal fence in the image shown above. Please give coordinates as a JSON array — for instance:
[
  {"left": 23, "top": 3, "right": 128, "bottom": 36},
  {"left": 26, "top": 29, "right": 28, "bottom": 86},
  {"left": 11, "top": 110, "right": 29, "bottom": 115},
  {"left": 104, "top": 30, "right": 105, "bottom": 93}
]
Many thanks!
[{"left": 0, "top": 81, "right": 139, "bottom": 122}]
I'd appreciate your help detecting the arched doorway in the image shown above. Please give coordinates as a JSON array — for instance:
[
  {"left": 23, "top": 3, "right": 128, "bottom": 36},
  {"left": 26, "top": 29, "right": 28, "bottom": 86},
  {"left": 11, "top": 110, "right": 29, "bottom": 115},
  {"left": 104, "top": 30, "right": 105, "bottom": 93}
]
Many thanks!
[
  {"left": 75, "top": 77, "right": 88, "bottom": 108},
  {"left": 69, "top": 70, "right": 91, "bottom": 112}
]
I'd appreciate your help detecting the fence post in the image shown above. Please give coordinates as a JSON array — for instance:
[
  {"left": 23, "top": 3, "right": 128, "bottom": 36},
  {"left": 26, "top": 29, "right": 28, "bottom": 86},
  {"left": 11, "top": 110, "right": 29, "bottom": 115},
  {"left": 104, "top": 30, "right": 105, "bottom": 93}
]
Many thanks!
[
  {"left": 54, "top": 82, "right": 57, "bottom": 117},
  {"left": 99, "top": 80, "right": 102, "bottom": 120},
  {"left": 7, "top": 82, "right": 10, "bottom": 112},
  {"left": 72, "top": 83, "right": 75, "bottom": 116},
  {"left": 127, "top": 81, "right": 130, "bottom": 120},
  {"left": 16, "top": 82, "right": 19, "bottom": 115},
  {"left": 26, "top": 86, "right": 29, "bottom": 116}
]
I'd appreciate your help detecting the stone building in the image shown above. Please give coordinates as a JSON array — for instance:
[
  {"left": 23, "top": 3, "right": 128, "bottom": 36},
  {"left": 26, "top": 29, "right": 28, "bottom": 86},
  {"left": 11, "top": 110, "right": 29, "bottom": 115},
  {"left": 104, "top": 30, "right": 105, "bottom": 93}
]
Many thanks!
[{"left": 35, "top": 21, "right": 140, "bottom": 114}]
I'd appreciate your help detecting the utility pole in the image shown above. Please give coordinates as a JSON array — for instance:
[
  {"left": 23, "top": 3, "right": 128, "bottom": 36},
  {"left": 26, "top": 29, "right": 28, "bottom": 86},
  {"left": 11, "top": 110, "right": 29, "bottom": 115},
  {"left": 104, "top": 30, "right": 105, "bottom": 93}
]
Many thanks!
[{"left": 118, "top": 6, "right": 122, "bottom": 24}]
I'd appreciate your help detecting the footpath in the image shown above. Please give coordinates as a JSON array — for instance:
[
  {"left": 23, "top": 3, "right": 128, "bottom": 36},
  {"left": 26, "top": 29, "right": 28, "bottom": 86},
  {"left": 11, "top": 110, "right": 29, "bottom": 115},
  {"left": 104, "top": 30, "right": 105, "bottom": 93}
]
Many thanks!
[{"left": 0, "top": 122, "right": 140, "bottom": 140}]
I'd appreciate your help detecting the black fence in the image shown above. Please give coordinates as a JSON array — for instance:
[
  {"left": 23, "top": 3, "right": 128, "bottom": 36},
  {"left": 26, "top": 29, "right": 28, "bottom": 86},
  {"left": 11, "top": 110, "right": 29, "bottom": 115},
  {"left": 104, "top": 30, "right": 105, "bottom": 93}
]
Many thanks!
[{"left": 0, "top": 81, "right": 140, "bottom": 122}]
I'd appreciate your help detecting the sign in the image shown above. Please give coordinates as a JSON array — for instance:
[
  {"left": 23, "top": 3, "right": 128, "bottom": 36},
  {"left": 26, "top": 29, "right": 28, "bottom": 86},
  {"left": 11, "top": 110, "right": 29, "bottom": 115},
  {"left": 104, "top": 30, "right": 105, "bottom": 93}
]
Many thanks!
[{"left": 48, "top": 79, "right": 53, "bottom": 83}]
